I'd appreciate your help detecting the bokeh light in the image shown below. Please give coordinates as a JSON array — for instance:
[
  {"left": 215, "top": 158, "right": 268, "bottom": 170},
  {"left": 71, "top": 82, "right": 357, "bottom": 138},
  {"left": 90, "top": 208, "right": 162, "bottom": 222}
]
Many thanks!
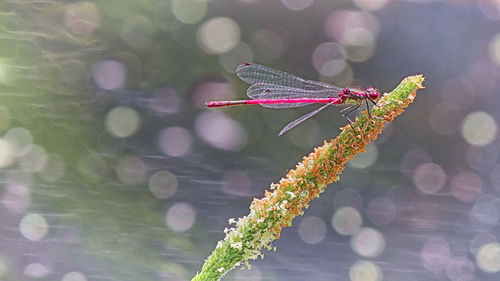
[
  {"left": 62, "top": 271, "right": 87, "bottom": 281},
  {"left": 4, "top": 127, "right": 33, "bottom": 157},
  {"left": 352, "top": 0, "right": 389, "bottom": 11},
  {"left": 344, "top": 43, "right": 376, "bottom": 63},
  {"left": 120, "top": 15, "right": 156, "bottom": 49},
  {"left": 348, "top": 143, "right": 378, "bottom": 169},
  {"left": 153, "top": 1, "right": 182, "bottom": 31},
  {"left": 19, "top": 144, "right": 47, "bottom": 172},
  {"left": 449, "top": 171, "right": 482, "bottom": 203},
  {"left": 0, "top": 59, "right": 10, "bottom": 84},
  {"left": 281, "top": 0, "right": 314, "bottom": 11},
  {"left": 470, "top": 195, "right": 500, "bottom": 226},
  {"left": 407, "top": 197, "right": 442, "bottom": 229},
  {"left": 420, "top": 237, "right": 450, "bottom": 273},
  {"left": 197, "top": 17, "right": 241, "bottom": 54},
  {"left": 312, "top": 42, "right": 347, "bottom": 76},
  {"left": 3, "top": 181, "right": 31, "bottom": 213},
  {"left": 298, "top": 216, "right": 327, "bottom": 245},
  {"left": 0, "top": 259, "right": 6, "bottom": 279},
  {"left": 149, "top": 170, "right": 178, "bottom": 199},
  {"left": 333, "top": 188, "right": 362, "bottom": 210},
  {"left": 413, "top": 162, "right": 447, "bottom": 194},
  {"left": 0, "top": 138, "right": 15, "bottom": 168},
  {"left": 331, "top": 206, "right": 362, "bottom": 236},
  {"left": 324, "top": 10, "right": 379, "bottom": 47},
  {"left": 158, "top": 127, "right": 193, "bottom": 157},
  {"left": 166, "top": 202, "right": 196, "bottom": 232},
  {"left": 465, "top": 144, "right": 498, "bottom": 171},
  {"left": 400, "top": 149, "right": 431, "bottom": 177},
  {"left": 171, "top": 0, "right": 207, "bottom": 24},
  {"left": 478, "top": 0, "right": 500, "bottom": 20},
  {"left": 64, "top": 1, "right": 101, "bottom": 36},
  {"left": 476, "top": 242, "right": 500, "bottom": 273},
  {"left": 195, "top": 111, "right": 248, "bottom": 151},
  {"left": 351, "top": 227, "right": 385, "bottom": 258},
  {"left": 24, "top": 262, "right": 51, "bottom": 278},
  {"left": 349, "top": 260, "right": 382, "bottom": 281},
  {"left": 471, "top": 232, "right": 497, "bottom": 255},
  {"left": 38, "top": 153, "right": 66, "bottom": 183},
  {"left": 93, "top": 60, "right": 127, "bottom": 90},
  {"left": 461, "top": 111, "right": 497, "bottom": 147},
  {"left": 489, "top": 33, "right": 500, "bottom": 65},
  {"left": 19, "top": 213, "right": 48, "bottom": 241},
  {"left": 115, "top": 155, "right": 147, "bottom": 185},
  {"left": 105, "top": 106, "right": 141, "bottom": 138},
  {"left": 323, "top": 69, "right": 353, "bottom": 89},
  {"left": 366, "top": 197, "right": 396, "bottom": 226}
]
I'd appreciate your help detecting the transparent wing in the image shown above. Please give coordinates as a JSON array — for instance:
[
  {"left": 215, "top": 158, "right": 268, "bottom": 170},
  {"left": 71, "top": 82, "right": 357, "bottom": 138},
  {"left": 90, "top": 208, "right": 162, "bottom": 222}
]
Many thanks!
[
  {"left": 278, "top": 102, "right": 334, "bottom": 136},
  {"left": 247, "top": 83, "right": 337, "bottom": 108},
  {"left": 236, "top": 63, "right": 341, "bottom": 91}
]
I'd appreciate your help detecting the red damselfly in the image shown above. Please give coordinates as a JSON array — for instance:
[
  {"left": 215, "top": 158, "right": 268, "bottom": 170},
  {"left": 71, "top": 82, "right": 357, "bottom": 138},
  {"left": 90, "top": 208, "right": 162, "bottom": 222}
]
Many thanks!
[{"left": 205, "top": 63, "right": 380, "bottom": 136}]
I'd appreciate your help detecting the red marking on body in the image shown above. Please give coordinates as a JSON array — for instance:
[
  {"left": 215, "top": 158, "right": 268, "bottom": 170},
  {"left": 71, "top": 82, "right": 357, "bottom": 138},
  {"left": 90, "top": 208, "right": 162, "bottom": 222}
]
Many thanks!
[
  {"left": 206, "top": 97, "right": 345, "bottom": 107},
  {"left": 244, "top": 98, "right": 342, "bottom": 105},
  {"left": 243, "top": 62, "right": 251, "bottom": 66}
]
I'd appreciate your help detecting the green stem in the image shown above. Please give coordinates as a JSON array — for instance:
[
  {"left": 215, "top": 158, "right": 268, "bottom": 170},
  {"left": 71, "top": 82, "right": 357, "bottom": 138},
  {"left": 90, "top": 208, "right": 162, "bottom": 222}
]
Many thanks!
[{"left": 193, "top": 75, "right": 425, "bottom": 281}]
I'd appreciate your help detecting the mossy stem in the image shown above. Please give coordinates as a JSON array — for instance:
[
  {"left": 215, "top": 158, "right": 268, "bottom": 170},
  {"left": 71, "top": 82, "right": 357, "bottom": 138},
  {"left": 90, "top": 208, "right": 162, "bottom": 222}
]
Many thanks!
[{"left": 193, "top": 74, "right": 425, "bottom": 281}]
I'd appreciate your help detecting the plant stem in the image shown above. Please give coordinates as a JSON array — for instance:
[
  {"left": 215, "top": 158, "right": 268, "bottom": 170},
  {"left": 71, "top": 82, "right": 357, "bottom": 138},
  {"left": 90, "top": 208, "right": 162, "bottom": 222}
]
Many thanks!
[{"left": 193, "top": 74, "right": 425, "bottom": 281}]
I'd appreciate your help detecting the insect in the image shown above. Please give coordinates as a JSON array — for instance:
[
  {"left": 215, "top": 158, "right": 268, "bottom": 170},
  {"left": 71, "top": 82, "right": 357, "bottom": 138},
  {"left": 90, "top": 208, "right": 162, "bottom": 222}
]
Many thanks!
[{"left": 205, "top": 63, "right": 381, "bottom": 136}]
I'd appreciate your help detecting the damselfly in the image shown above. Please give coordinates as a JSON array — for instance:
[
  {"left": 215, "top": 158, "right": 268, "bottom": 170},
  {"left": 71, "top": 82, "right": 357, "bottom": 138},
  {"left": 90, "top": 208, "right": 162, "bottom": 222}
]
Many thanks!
[{"left": 205, "top": 63, "right": 380, "bottom": 136}]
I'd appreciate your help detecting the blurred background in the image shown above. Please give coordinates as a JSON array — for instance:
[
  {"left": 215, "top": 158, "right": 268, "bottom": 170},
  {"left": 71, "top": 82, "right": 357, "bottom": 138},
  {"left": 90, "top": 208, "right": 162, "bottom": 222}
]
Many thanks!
[{"left": 0, "top": 0, "right": 499, "bottom": 280}]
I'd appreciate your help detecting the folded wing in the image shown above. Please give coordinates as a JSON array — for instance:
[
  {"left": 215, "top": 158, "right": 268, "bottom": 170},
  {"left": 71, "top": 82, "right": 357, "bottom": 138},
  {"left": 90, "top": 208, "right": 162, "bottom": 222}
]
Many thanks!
[
  {"left": 278, "top": 102, "right": 334, "bottom": 135},
  {"left": 236, "top": 63, "right": 341, "bottom": 91}
]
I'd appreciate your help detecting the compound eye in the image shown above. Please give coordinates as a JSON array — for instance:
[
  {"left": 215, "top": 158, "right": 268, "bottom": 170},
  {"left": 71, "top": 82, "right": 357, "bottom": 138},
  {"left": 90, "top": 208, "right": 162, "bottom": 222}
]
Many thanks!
[{"left": 370, "top": 92, "right": 379, "bottom": 100}]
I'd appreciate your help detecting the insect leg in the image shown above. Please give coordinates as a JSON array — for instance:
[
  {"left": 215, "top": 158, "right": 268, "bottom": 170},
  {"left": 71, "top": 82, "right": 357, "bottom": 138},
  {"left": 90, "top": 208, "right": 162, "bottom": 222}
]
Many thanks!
[
  {"left": 369, "top": 99, "right": 379, "bottom": 106},
  {"left": 365, "top": 98, "right": 372, "bottom": 118},
  {"left": 366, "top": 98, "right": 384, "bottom": 120},
  {"left": 339, "top": 104, "right": 356, "bottom": 115},
  {"left": 340, "top": 104, "right": 356, "bottom": 123},
  {"left": 341, "top": 103, "right": 361, "bottom": 126}
]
